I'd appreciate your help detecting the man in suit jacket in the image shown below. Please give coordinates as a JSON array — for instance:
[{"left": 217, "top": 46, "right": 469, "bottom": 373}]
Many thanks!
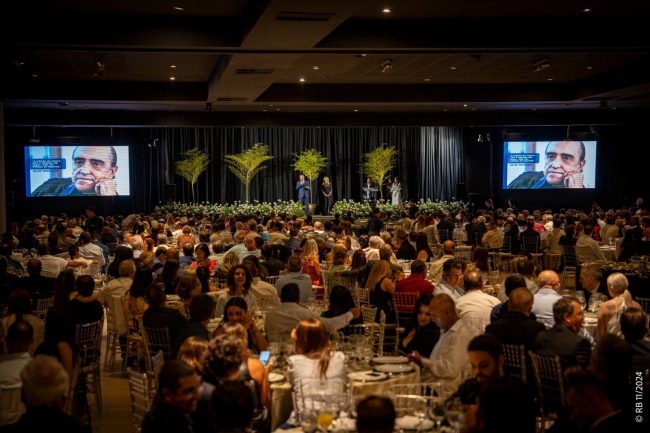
[
  {"left": 296, "top": 174, "right": 310, "bottom": 213},
  {"left": 534, "top": 296, "right": 591, "bottom": 368},
  {"left": 486, "top": 288, "right": 545, "bottom": 351},
  {"left": 392, "top": 230, "right": 416, "bottom": 260}
]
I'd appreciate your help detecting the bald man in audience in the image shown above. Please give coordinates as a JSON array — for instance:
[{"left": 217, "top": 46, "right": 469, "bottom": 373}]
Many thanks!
[
  {"left": 408, "top": 294, "right": 474, "bottom": 396},
  {"left": 428, "top": 240, "right": 456, "bottom": 281},
  {"left": 455, "top": 270, "right": 501, "bottom": 334},
  {"left": 486, "top": 288, "right": 545, "bottom": 351},
  {"left": 531, "top": 270, "right": 563, "bottom": 328}
]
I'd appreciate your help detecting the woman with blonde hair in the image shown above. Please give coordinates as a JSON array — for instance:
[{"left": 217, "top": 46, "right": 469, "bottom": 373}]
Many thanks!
[
  {"left": 365, "top": 260, "right": 397, "bottom": 323},
  {"left": 301, "top": 238, "right": 322, "bottom": 286},
  {"left": 216, "top": 251, "right": 240, "bottom": 281},
  {"left": 288, "top": 319, "right": 345, "bottom": 393}
]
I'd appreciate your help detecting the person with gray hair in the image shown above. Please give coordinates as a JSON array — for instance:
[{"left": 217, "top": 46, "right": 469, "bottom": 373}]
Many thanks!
[
  {"left": 1, "top": 355, "right": 87, "bottom": 433},
  {"left": 531, "top": 270, "right": 563, "bottom": 328},
  {"left": 534, "top": 297, "right": 591, "bottom": 368},
  {"left": 597, "top": 272, "right": 641, "bottom": 338}
]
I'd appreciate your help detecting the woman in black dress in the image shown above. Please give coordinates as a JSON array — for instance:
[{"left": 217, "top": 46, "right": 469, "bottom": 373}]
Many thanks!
[{"left": 321, "top": 176, "right": 333, "bottom": 215}]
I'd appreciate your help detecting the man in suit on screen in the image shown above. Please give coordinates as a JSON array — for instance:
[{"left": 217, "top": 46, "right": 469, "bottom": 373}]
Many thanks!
[{"left": 507, "top": 141, "right": 586, "bottom": 189}]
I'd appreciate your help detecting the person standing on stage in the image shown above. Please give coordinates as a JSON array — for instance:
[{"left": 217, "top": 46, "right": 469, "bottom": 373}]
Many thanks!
[
  {"left": 390, "top": 177, "right": 402, "bottom": 205},
  {"left": 321, "top": 176, "right": 333, "bottom": 215},
  {"left": 363, "top": 177, "right": 376, "bottom": 201},
  {"left": 296, "top": 174, "right": 310, "bottom": 214}
]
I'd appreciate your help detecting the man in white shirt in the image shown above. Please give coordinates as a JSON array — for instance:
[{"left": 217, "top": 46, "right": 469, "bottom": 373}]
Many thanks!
[
  {"left": 265, "top": 284, "right": 359, "bottom": 342},
  {"left": 433, "top": 259, "right": 465, "bottom": 301},
  {"left": 408, "top": 294, "right": 474, "bottom": 396},
  {"left": 37, "top": 244, "right": 69, "bottom": 278},
  {"left": 428, "top": 240, "right": 455, "bottom": 281},
  {"left": 0, "top": 321, "right": 33, "bottom": 424},
  {"left": 78, "top": 231, "right": 105, "bottom": 274},
  {"left": 99, "top": 259, "right": 135, "bottom": 303},
  {"left": 531, "top": 270, "right": 563, "bottom": 328},
  {"left": 364, "top": 236, "right": 384, "bottom": 261},
  {"left": 455, "top": 270, "right": 501, "bottom": 335}
]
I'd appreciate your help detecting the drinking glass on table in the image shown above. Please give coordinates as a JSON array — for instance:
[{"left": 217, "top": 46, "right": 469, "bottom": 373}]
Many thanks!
[
  {"left": 429, "top": 397, "right": 446, "bottom": 432},
  {"left": 445, "top": 399, "right": 465, "bottom": 432},
  {"left": 575, "top": 290, "right": 586, "bottom": 310}
]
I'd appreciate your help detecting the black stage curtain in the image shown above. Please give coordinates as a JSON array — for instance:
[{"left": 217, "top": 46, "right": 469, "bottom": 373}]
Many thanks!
[
  {"left": 138, "top": 126, "right": 463, "bottom": 209},
  {"left": 420, "top": 127, "right": 465, "bottom": 201}
]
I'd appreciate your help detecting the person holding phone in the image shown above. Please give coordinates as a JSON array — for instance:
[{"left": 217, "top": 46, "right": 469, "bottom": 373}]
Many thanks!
[
  {"left": 507, "top": 141, "right": 587, "bottom": 189},
  {"left": 219, "top": 297, "right": 268, "bottom": 354}
]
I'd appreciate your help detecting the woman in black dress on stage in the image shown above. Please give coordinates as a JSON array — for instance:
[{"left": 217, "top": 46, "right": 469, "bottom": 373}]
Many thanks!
[{"left": 321, "top": 176, "right": 333, "bottom": 215}]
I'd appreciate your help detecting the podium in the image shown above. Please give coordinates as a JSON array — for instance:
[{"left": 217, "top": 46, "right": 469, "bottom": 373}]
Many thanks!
[{"left": 363, "top": 187, "right": 378, "bottom": 201}]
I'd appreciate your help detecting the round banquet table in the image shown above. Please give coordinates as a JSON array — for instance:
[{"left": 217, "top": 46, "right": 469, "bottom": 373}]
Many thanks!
[{"left": 269, "top": 360, "right": 420, "bottom": 430}]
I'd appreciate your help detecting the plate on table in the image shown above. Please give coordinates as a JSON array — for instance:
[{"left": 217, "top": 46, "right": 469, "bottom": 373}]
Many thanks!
[
  {"left": 348, "top": 370, "right": 388, "bottom": 382},
  {"left": 371, "top": 356, "right": 409, "bottom": 364},
  {"left": 332, "top": 417, "right": 356, "bottom": 431},
  {"left": 396, "top": 416, "right": 434, "bottom": 431},
  {"left": 584, "top": 316, "right": 598, "bottom": 325},
  {"left": 268, "top": 372, "right": 285, "bottom": 383},
  {"left": 374, "top": 363, "right": 414, "bottom": 374}
]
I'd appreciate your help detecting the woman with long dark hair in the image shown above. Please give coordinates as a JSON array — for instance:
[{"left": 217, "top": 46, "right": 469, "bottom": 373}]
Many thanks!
[
  {"left": 399, "top": 293, "right": 439, "bottom": 356},
  {"left": 214, "top": 265, "right": 257, "bottom": 317},
  {"left": 217, "top": 297, "right": 268, "bottom": 353}
]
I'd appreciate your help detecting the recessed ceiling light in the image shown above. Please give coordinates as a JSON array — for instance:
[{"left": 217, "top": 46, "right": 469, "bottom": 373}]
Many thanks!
[
  {"left": 382, "top": 8, "right": 392, "bottom": 14},
  {"left": 582, "top": 8, "right": 592, "bottom": 13},
  {"left": 353, "top": 109, "right": 358, "bottom": 112},
  {"left": 547, "top": 78, "right": 554, "bottom": 81},
  {"left": 443, "top": 109, "right": 448, "bottom": 112},
  {"left": 586, "top": 65, "right": 593, "bottom": 70},
  {"left": 169, "top": 76, "right": 176, "bottom": 81},
  {"left": 299, "top": 77, "right": 305, "bottom": 82},
  {"left": 424, "top": 78, "right": 431, "bottom": 82},
  {"left": 275, "top": 108, "right": 280, "bottom": 111},
  {"left": 170, "top": 65, "right": 177, "bottom": 69},
  {"left": 471, "top": 108, "right": 476, "bottom": 111},
  {"left": 463, "top": 104, "right": 468, "bottom": 107},
  {"left": 359, "top": 53, "right": 368, "bottom": 57},
  {"left": 31, "top": 74, "right": 38, "bottom": 78},
  {"left": 450, "top": 66, "right": 457, "bottom": 70},
  {"left": 532, "top": 108, "right": 537, "bottom": 111},
  {"left": 262, "top": 109, "right": 267, "bottom": 112},
  {"left": 269, "top": 104, "right": 274, "bottom": 107},
  {"left": 312, "top": 65, "right": 320, "bottom": 70},
  {"left": 173, "top": 6, "right": 185, "bottom": 11}
]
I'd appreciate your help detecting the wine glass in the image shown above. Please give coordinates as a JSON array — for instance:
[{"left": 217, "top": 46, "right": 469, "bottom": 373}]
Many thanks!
[
  {"left": 445, "top": 399, "right": 465, "bottom": 432},
  {"left": 300, "top": 410, "right": 317, "bottom": 433},
  {"left": 429, "top": 397, "right": 446, "bottom": 432},
  {"left": 575, "top": 290, "right": 586, "bottom": 310}
]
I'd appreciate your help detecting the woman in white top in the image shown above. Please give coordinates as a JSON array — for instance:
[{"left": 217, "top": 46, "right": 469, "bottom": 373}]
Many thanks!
[
  {"left": 597, "top": 272, "right": 641, "bottom": 338},
  {"left": 288, "top": 319, "right": 346, "bottom": 395}
]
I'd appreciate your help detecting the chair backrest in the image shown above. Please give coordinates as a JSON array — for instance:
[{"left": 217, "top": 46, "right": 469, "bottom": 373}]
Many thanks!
[
  {"left": 361, "top": 305, "right": 378, "bottom": 324},
  {"left": 151, "top": 350, "right": 165, "bottom": 383},
  {"left": 521, "top": 235, "right": 539, "bottom": 253},
  {"left": 106, "top": 294, "right": 128, "bottom": 334},
  {"left": 354, "top": 287, "right": 370, "bottom": 306},
  {"left": 454, "top": 248, "right": 472, "bottom": 263},
  {"left": 265, "top": 275, "right": 279, "bottom": 286},
  {"left": 637, "top": 297, "right": 650, "bottom": 315},
  {"left": 395, "top": 291, "right": 419, "bottom": 313},
  {"left": 561, "top": 245, "right": 578, "bottom": 267},
  {"left": 562, "top": 266, "right": 577, "bottom": 291},
  {"left": 500, "top": 235, "right": 512, "bottom": 253},
  {"left": 142, "top": 326, "right": 172, "bottom": 361},
  {"left": 35, "top": 296, "right": 53, "bottom": 321},
  {"left": 528, "top": 351, "right": 566, "bottom": 414},
  {"left": 502, "top": 344, "right": 527, "bottom": 384},
  {"left": 127, "top": 367, "right": 153, "bottom": 433},
  {"left": 75, "top": 319, "right": 104, "bottom": 366}
]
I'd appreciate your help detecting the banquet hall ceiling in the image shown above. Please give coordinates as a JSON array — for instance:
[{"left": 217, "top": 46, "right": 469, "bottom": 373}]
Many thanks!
[{"left": 2, "top": 0, "right": 650, "bottom": 115}]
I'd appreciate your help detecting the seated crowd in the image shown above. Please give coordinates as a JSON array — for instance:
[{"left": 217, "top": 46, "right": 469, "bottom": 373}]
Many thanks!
[{"left": 0, "top": 201, "right": 649, "bottom": 433}]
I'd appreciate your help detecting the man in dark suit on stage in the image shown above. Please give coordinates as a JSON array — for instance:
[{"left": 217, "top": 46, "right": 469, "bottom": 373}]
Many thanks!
[{"left": 296, "top": 174, "right": 310, "bottom": 214}]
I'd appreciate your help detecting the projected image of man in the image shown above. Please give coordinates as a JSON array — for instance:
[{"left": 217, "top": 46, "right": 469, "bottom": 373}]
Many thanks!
[
  {"left": 32, "top": 146, "right": 119, "bottom": 196},
  {"left": 507, "top": 141, "right": 586, "bottom": 189}
]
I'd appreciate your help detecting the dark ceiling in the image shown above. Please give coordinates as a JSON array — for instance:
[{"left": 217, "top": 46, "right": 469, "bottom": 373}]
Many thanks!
[{"left": 2, "top": 0, "right": 650, "bottom": 117}]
